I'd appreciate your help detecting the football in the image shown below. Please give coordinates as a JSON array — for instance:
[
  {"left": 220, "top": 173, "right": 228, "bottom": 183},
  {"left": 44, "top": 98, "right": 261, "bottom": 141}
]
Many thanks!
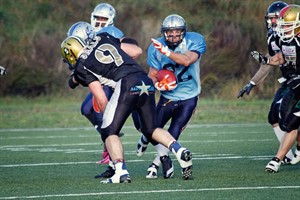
[{"left": 156, "top": 69, "right": 177, "bottom": 91}]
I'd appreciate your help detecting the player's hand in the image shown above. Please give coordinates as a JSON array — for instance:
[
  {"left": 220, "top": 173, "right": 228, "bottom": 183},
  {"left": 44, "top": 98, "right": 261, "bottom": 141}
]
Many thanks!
[
  {"left": 154, "top": 74, "right": 177, "bottom": 91},
  {"left": 151, "top": 38, "right": 171, "bottom": 57},
  {"left": 251, "top": 51, "right": 269, "bottom": 64},
  {"left": 68, "top": 72, "right": 79, "bottom": 89},
  {"left": 0, "top": 66, "right": 7, "bottom": 75},
  {"left": 237, "top": 82, "right": 255, "bottom": 98}
]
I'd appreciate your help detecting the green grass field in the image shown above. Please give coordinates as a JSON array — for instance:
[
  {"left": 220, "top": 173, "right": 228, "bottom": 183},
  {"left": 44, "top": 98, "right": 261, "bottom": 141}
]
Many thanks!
[
  {"left": 1, "top": 123, "right": 300, "bottom": 199},
  {"left": 1, "top": 98, "right": 300, "bottom": 199}
]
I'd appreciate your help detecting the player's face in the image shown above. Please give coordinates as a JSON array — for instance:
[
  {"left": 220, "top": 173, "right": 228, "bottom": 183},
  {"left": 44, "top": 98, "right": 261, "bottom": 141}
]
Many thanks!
[
  {"left": 94, "top": 16, "right": 108, "bottom": 28},
  {"left": 282, "top": 24, "right": 293, "bottom": 35},
  {"left": 270, "top": 17, "right": 278, "bottom": 28},
  {"left": 166, "top": 29, "right": 182, "bottom": 43}
]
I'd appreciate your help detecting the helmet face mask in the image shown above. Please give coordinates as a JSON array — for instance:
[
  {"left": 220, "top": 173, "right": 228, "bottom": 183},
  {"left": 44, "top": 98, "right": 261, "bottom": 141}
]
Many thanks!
[
  {"left": 61, "top": 36, "right": 86, "bottom": 70},
  {"left": 265, "top": 1, "right": 288, "bottom": 32},
  {"left": 161, "top": 14, "right": 187, "bottom": 50},
  {"left": 67, "top": 22, "right": 96, "bottom": 45},
  {"left": 277, "top": 5, "right": 300, "bottom": 42},
  {"left": 91, "top": 3, "right": 116, "bottom": 32}
]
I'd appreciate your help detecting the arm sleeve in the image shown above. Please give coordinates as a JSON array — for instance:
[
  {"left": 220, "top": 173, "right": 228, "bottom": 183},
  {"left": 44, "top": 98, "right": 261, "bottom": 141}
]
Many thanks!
[{"left": 250, "top": 63, "right": 272, "bottom": 85}]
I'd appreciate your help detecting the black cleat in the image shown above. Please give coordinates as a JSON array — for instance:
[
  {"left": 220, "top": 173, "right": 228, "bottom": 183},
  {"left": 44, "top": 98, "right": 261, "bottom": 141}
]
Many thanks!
[{"left": 94, "top": 166, "right": 115, "bottom": 178}]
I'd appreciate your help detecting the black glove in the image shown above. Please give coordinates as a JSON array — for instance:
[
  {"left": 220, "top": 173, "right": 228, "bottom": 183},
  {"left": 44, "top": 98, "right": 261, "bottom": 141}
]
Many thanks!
[
  {"left": 237, "top": 82, "right": 255, "bottom": 98},
  {"left": 251, "top": 51, "right": 269, "bottom": 64},
  {"left": 68, "top": 72, "right": 79, "bottom": 89},
  {"left": 0, "top": 66, "right": 7, "bottom": 75}
]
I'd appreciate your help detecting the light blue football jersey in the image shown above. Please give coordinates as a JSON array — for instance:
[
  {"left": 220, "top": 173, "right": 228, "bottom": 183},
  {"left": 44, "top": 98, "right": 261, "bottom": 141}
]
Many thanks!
[
  {"left": 147, "top": 32, "right": 206, "bottom": 101},
  {"left": 97, "top": 26, "right": 124, "bottom": 39}
]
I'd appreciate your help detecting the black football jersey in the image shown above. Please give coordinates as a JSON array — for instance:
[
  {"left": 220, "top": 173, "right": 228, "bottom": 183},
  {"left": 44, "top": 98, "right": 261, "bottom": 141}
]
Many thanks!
[
  {"left": 74, "top": 32, "right": 146, "bottom": 87},
  {"left": 268, "top": 34, "right": 300, "bottom": 78}
]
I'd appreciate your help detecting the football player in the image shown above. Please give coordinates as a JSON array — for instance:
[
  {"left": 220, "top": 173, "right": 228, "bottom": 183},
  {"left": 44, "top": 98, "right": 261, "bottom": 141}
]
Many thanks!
[
  {"left": 238, "top": 1, "right": 294, "bottom": 164},
  {"left": 136, "top": 14, "right": 206, "bottom": 179},
  {"left": 250, "top": 4, "right": 300, "bottom": 172},
  {"left": 66, "top": 19, "right": 143, "bottom": 179},
  {"left": 60, "top": 30, "right": 194, "bottom": 183}
]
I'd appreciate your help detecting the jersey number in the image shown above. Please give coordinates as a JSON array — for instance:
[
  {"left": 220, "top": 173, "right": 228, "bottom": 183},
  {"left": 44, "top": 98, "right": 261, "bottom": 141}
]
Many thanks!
[
  {"left": 95, "top": 44, "right": 124, "bottom": 66},
  {"left": 163, "top": 63, "right": 192, "bottom": 83}
]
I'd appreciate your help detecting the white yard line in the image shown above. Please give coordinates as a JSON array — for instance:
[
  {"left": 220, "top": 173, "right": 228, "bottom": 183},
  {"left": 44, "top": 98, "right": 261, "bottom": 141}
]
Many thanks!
[{"left": 0, "top": 186, "right": 299, "bottom": 199}]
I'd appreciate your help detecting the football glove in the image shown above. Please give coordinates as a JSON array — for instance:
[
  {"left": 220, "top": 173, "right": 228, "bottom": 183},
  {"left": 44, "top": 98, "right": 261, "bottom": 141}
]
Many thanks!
[
  {"left": 155, "top": 74, "right": 177, "bottom": 91},
  {"left": 251, "top": 51, "right": 269, "bottom": 64},
  {"left": 68, "top": 72, "right": 79, "bottom": 89},
  {"left": 237, "top": 82, "right": 255, "bottom": 98},
  {"left": 0, "top": 66, "right": 7, "bottom": 75},
  {"left": 151, "top": 38, "right": 171, "bottom": 57}
]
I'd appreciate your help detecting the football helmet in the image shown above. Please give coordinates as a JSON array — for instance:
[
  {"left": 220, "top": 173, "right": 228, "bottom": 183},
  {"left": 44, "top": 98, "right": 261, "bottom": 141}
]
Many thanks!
[
  {"left": 91, "top": 3, "right": 115, "bottom": 32},
  {"left": 277, "top": 4, "right": 300, "bottom": 42},
  {"left": 67, "top": 21, "right": 96, "bottom": 44},
  {"left": 265, "top": 1, "right": 288, "bottom": 31},
  {"left": 60, "top": 36, "right": 85, "bottom": 70},
  {"left": 161, "top": 14, "right": 187, "bottom": 49}
]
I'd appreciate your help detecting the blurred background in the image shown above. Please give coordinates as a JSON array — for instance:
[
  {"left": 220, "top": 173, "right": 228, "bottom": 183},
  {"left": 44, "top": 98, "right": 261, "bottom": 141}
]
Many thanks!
[{"left": 0, "top": 0, "right": 298, "bottom": 99}]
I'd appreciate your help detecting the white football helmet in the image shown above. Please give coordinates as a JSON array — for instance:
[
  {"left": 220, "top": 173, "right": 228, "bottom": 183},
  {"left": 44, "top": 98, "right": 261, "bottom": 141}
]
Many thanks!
[
  {"left": 277, "top": 4, "right": 300, "bottom": 42},
  {"left": 91, "top": 3, "right": 116, "bottom": 32},
  {"left": 67, "top": 22, "right": 96, "bottom": 44}
]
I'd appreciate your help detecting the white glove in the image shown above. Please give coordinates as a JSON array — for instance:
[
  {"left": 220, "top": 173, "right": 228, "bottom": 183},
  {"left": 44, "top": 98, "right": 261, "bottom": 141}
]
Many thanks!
[
  {"left": 151, "top": 38, "right": 171, "bottom": 57},
  {"left": 155, "top": 74, "right": 177, "bottom": 91},
  {"left": 251, "top": 51, "right": 269, "bottom": 64},
  {"left": 0, "top": 66, "right": 7, "bottom": 75}
]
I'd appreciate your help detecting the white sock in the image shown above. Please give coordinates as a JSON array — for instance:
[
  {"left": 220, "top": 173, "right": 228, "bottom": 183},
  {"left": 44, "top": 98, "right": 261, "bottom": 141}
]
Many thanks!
[
  {"left": 152, "top": 155, "right": 161, "bottom": 167},
  {"left": 154, "top": 144, "right": 170, "bottom": 157},
  {"left": 273, "top": 126, "right": 294, "bottom": 159},
  {"left": 273, "top": 126, "right": 285, "bottom": 142}
]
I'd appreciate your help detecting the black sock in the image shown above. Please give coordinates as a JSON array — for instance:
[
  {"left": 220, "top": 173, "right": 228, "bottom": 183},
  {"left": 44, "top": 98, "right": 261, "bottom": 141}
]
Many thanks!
[{"left": 272, "top": 157, "right": 280, "bottom": 162}]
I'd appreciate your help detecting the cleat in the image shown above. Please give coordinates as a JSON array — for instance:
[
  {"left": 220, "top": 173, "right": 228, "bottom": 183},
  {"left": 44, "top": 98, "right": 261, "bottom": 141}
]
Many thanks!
[
  {"left": 291, "top": 149, "right": 300, "bottom": 165},
  {"left": 94, "top": 166, "right": 115, "bottom": 178},
  {"left": 136, "top": 136, "right": 149, "bottom": 157},
  {"left": 146, "top": 163, "right": 159, "bottom": 179},
  {"left": 265, "top": 159, "right": 281, "bottom": 173},
  {"left": 160, "top": 155, "right": 174, "bottom": 179},
  {"left": 281, "top": 156, "right": 291, "bottom": 165},
  {"left": 173, "top": 148, "right": 193, "bottom": 180},
  {"left": 100, "top": 170, "right": 131, "bottom": 184}
]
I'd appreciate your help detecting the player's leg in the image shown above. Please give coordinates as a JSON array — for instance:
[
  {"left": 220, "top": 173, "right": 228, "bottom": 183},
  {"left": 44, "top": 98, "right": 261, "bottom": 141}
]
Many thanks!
[
  {"left": 268, "top": 85, "right": 294, "bottom": 163},
  {"left": 99, "top": 81, "right": 133, "bottom": 183},
  {"left": 266, "top": 90, "right": 300, "bottom": 173},
  {"left": 291, "top": 129, "right": 300, "bottom": 164}
]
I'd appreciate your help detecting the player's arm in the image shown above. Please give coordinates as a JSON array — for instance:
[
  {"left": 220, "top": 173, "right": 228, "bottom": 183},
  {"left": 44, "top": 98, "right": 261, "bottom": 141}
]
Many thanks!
[
  {"left": 120, "top": 38, "right": 142, "bottom": 59},
  {"left": 251, "top": 51, "right": 285, "bottom": 66},
  {"left": 88, "top": 81, "right": 108, "bottom": 112},
  {"left": 148, "top": 67, "right": 159, "bottom": 83},
  {"left": 151, "top": 38, "right": 198, "bottom": 66},
  {"left": 168, "top": 50, "right": 199, "bottom": 67},
  {"left": 268, "top": 52, "right": 285, "bottom": 65}
]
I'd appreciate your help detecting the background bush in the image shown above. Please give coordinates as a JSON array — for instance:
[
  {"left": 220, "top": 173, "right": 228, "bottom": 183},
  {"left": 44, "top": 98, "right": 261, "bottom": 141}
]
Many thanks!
[{"left": 0, "top": 0, "right": 297, "bottom": 98}]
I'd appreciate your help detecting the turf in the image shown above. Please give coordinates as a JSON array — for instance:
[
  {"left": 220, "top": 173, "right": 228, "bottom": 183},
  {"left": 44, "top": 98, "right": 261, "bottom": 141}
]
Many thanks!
[{"left": 1, "top": 123, "right": 300, "bottom": 199}]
